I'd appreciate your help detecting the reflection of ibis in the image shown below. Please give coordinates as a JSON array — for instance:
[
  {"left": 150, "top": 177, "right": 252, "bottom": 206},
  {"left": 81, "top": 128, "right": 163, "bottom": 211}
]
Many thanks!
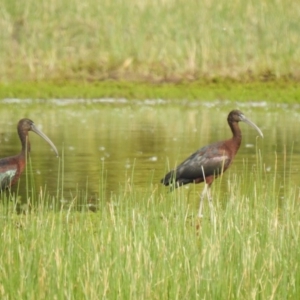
[
  {"left": 161, "top": 110, "right": 263, "bottom": 218},
  {"left": 0, "top": 119, "right": 58, "bottom": 189}
]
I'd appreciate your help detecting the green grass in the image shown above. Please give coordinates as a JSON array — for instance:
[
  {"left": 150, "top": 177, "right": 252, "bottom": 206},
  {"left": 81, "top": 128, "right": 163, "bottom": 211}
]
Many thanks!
[
  {"left": 0, "top": 154, "right": 300, "bottom": 299},
  {"left": 1, "top": 80, "right": 300, "bottom": 102},
  {"left": 1, "top": 0, "right": 300, "bottom": 82}
]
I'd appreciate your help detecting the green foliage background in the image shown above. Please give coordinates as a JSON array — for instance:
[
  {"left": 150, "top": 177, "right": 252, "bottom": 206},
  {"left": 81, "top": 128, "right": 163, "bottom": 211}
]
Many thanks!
[{"left": 1, "top": 0, "right": 300, "bottom": 82}]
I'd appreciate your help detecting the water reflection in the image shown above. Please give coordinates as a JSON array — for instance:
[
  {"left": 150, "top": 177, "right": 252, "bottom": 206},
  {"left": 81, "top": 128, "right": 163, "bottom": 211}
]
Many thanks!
[{"left": 0, "top": 100, "right": 299, "bottom": 209}]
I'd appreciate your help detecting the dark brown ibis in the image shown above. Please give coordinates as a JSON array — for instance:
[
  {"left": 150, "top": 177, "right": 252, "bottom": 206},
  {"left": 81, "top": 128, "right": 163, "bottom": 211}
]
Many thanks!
[
  {"left": 161, "top": 110, "right": 263, "bottom": 218},
  {"left": 0, "top": 118, "right": 58, "bottom": 189}
]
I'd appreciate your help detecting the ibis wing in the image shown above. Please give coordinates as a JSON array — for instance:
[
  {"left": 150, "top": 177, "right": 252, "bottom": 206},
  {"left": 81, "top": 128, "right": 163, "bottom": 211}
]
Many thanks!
[
  {"left": 162, "top": 142, "right": 231, "bottom": 186},
  {"left": 0, "top": 159, "right": 18, "bottom": 189},
  {"left": 0, "top": 169, "right": 17, "bottom": 189},
  {"left": 176, "top": 150, "right": 230, "bottom": 180}
]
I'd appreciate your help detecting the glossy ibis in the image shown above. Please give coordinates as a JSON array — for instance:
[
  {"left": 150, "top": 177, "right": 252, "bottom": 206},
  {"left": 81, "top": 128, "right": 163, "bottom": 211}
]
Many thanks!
[
  {"left": 0, "top": 118, "right": 58, "bottom": 189},
  {"left": 161, "top": 110, "right": 263, "bottom": 218}
]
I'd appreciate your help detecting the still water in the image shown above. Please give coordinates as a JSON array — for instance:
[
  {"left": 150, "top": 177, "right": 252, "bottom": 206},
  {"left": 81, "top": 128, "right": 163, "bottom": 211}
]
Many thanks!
[{"left": 0, "top": 99, "right": 300, "bottom": 207}]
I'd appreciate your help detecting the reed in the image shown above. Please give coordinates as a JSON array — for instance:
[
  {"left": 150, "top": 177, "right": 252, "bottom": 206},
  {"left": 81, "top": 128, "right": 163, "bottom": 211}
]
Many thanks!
[
  {"left": 1, "top": 0, "right": 300, "bottom": 82},
  {"left": 0, "top": 152, "right": 299, "bottom": 299}
]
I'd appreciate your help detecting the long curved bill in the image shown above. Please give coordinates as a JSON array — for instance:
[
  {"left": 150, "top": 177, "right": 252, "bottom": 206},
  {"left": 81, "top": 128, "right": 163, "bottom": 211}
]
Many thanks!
[
  {"left": 240, "top": 115, "right": 264, "bottom": 138},
  {"left": 31, "top": 124, "right": 59, "bottom": 156}
]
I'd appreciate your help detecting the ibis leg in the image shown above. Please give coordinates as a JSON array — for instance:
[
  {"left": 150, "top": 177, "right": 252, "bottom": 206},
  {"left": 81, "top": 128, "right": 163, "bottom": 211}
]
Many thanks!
[
  {"left": 206, "top": 186, "right": 215, "bottom": 222},
  {"left": 198, "top": 183, "right": 214, "bottom": 221},
  {"left": 198, "top": 183, "right": 208, "bottom": 218}
]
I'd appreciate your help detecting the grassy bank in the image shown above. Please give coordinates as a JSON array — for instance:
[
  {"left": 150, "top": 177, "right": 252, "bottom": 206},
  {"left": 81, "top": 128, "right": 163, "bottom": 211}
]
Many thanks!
[
  {"left": 0, "top": 155, "right": 300, "bottom": 299},
  {"left": 1, "top": 80, "right": 300, "bottom": 102},
  {"left": 1, "top": 0, "right": 300, "bottom": 82}
]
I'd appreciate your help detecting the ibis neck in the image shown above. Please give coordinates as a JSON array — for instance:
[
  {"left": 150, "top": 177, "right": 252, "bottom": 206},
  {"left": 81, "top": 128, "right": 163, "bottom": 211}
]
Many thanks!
[
  {"left": 19, "top": 130, "right": 31, "bottom": 155},
  {"left": 229, "top": 121, "right": 242, "bottom": 143}
]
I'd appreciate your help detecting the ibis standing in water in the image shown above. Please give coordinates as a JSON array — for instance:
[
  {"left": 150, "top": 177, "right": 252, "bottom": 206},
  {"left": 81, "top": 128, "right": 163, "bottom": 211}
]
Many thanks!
[
  {"left": 161, "top": 110, "right": 263, "bottom": 218},
  {"left": 0, "top": 118, "right": 58, "bottom": 189}
]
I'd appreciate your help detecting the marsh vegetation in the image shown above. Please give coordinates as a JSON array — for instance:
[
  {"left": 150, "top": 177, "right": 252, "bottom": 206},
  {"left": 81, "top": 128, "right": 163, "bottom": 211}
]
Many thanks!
[{"left": 1, "top": 0, "right": 300, "bottom": 82}]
